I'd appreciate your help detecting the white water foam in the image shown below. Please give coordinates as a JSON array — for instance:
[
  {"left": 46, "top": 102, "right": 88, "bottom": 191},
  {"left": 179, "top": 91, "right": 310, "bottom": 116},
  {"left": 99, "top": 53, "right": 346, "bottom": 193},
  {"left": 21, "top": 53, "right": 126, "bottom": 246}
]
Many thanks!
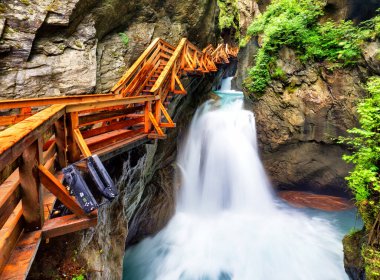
[{"left": 123, "top": 77, "right": 349, "bottom": 280}]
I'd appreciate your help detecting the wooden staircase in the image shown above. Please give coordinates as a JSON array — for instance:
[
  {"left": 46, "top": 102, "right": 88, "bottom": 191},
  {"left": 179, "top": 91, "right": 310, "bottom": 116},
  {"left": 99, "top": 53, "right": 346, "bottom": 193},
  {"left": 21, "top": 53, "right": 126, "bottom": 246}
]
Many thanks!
[{"left": 0, "top": 37, "right": 238, "bottom": 279}]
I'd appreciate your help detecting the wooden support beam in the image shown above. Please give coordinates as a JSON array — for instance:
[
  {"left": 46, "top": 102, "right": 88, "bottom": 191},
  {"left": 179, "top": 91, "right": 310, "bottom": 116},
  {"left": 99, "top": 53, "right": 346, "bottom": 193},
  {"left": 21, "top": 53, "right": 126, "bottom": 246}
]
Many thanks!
[
  {"left": 54, "top": 116, "right": 67, "bottom": 169},
  {"left": 38, "top": 164, "right": 86, "bottom": 217},
  {"left": 42, "top": 213, "right": 97, "bottom": 239},
  {"left": 159, "top": 102, "right": 176, "bottom": 128},
  {"left": 66, "top": 112, "right": 80, "bottom": 163},
  {"left": 73, "top": 129, "right": 92, "bottom": 157},
  {"left": 19, "top": 140, "right": 44, "bottom": 231},
  {"left": 148, "top": 112, "right": 165, "bottom": 136},
  {"left": 144, "top": 101, "right": 152, "bottom": 134},
  {"left": 0, "top": 230, "right": 42, "bottom": 280},
  {"left": 0, "top": 202, "right": 23, "bottom": 275}
]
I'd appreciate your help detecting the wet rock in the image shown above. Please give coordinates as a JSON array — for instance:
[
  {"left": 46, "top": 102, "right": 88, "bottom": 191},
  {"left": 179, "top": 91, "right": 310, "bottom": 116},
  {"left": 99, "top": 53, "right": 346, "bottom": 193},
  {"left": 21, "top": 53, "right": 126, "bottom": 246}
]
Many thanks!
[
  {"left": 247, "top": 60, "right": 366, "bottom": 195},
  {"left": 363, "top": 41, "right": 380, "bottom": 76},
  {"left": 279, "top": 191, "right": 354, "bottom": 211},
  {"left": 343, "top": 230, "right": 365, "bottom": 280}
]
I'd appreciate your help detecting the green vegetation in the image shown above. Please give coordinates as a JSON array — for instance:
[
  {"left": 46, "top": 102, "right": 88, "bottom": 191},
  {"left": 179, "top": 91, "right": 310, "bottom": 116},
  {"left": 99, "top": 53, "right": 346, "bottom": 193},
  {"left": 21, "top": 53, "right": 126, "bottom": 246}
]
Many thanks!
[
  {"left": 72, "top": 274, "right": 85, "bottom": 280},
  {"left": 217, "top": 0, "right": 240, "bottom": 40},
  {"left": 340, "top": 77, "right": 380, "bottom": 203},
  {"left": 118, "top": 32, "right": 129, "bottom": 47},
  {"left": 19, "top": 0, "right": 30, "bottom": 6},
  {"left": 244, "top": 0, "right": 369, "bottom": 97},
  {"left": 340, "top": 77, "right": 380, "bottom": 279}
]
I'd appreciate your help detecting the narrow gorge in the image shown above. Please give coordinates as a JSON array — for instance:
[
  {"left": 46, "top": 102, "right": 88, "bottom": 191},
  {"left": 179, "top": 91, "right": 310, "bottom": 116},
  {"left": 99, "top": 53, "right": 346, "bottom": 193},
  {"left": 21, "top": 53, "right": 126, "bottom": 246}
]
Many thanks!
[{"left": 0, "top": 0, "right": 380, "bottom": 279}]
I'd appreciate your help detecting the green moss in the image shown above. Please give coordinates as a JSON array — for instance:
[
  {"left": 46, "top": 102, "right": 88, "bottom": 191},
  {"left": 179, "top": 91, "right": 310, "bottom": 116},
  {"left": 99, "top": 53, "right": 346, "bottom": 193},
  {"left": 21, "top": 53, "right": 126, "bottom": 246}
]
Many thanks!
[
  {"left": 363, "top": 245, "right": 380, "bottom": 280},
  {"left": 19, "top": 0, "right": 31, "bottom": 6},
  {"left": 118, "top": 32, "right": 129, "bottom": 47},
  {"left": 0, "top": 3, "right": 6, "bottom": 13},
  {"left": 271, "top": 66, "right": 286, "bottom": 81},
  {"left": 244, "top": 0, "right": 370, "bottom": 98},
  {"left": 217, "top": 0, "right": 240, "bottom": 40}
]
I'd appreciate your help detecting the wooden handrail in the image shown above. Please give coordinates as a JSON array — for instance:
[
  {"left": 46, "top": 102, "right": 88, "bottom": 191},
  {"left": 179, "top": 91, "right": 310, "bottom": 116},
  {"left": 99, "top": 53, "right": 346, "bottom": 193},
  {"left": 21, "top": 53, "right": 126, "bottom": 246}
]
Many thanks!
[
  {"left": 0, "top": 94, "right": 116, "bottom": 110},
  {"left": 149, "top": 38, "right": 188, "bottom": 95},
  {"left": 0, "top": 37, "right": 239, "bottom": 278},
  {"left": 111, "top": 38, "right": 161, "bottom": 94},
  {"left": 0, "top": 104, "right": 66, "bottom": 171}
]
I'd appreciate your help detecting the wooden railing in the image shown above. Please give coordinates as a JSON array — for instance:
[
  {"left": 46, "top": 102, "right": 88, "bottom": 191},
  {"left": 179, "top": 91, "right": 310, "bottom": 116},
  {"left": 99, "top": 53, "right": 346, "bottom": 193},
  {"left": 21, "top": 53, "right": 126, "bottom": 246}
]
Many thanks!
[{"left": 0, "top": 37, "right": 238, "bottom": 279}]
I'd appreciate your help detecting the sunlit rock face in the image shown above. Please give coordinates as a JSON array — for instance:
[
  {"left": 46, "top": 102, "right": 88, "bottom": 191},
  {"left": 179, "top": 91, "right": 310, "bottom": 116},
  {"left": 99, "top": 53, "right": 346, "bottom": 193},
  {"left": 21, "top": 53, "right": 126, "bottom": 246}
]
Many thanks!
[
  {"left": 234, "top": 0, "right": 380, "bottom": 196},
  {"left": 0, "top": 0, "right": 218, "bottom": 98},
  {"left": 250, "top": 48, "right": 367, "bottom": 196}
]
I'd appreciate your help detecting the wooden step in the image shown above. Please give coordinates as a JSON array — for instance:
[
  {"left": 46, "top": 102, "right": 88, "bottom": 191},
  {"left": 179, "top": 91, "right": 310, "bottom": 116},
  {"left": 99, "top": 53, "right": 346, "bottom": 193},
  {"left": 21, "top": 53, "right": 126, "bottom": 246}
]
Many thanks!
[
  {"left": 42, "top": 213, "right": 97, "bottom": 239},
  {"left": 0, "top": 231, "right": 42, "bottom": 280},
  {"left": 148, "top": 133, "right": 167, "bottom": 140},
  {"left": 85, "top": 128, "right": 144, "bottom": 151}
]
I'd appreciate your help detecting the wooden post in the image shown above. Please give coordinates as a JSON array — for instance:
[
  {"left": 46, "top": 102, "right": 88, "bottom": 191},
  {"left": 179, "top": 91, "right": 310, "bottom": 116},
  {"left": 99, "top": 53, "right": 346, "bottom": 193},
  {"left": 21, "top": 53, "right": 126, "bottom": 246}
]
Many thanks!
[
  {"left": 154, "top": 100, "right": 162, "bottom": 125},
  {"left": 144, "top": 101, "right": 151, "bottom": 134},
  {"left": 19, "top": 139, "right": 44, "bottom": 231},
  {"left": 66, "top": 112, "right": 80, "bottom": 163},
  {"left": 54, "top": 116, "right": 67, "bottom": 169}
]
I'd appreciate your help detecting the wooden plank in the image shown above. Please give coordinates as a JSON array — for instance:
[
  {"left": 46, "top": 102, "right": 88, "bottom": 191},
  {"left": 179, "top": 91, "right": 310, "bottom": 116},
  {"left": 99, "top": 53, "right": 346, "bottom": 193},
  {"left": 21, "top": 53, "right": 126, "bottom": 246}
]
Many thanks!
[
  {"left": 79, "top": 105, "right": 143, "bottom": 126},
  {"left": 19, "top": 141, "right": 43, "bottom": 231},
  {"left": 73, "top": 129, "right": 92, "bottom": 157},
  {"left": 42, "top": 141, "right": 56, "bottom": 165},
  {"left": 38, "top": 164, "right": 86, "bottom": 217},
  {"left": 0, "top": 104, "right": 65, "bottom": 172},
  {"left": 81, "top": 117, "right": 144, "bottom": 139},
  {"left": 0, "top": 169, "right": 20, "bottom": 229},
  {"left": 0, "top": 94, "right": 115, "bottom": 110},
  {"left": 0, "top": 230, "right": 42, "bottom": 280},
  {"left": 0, "top": 113, "right": 33, "bottom": 126},
  {"left": 95, "top": 134, "right": 148, "bottom": 161},
  {"left": 86, "top": 128, "right": 144, "bottom": 152},
  {"left": 66, "top": 95, "right": 157, "bottom": 113},
  {"left": 0, "top": 202, "right": 23, "bottom": 275},
  {"left": 42, "top": 213, "right": 97, "bottom": 239}
]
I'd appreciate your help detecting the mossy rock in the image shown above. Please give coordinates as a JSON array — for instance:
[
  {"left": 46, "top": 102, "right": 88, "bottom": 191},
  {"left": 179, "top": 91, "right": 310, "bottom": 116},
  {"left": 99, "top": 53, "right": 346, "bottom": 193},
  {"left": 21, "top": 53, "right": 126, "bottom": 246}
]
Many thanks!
[
  {"left": 362, "top": 245, "right": 380, "bottom": 280},
  {"left": 343, "top": 230, "right": 365, "bottom": 280}
]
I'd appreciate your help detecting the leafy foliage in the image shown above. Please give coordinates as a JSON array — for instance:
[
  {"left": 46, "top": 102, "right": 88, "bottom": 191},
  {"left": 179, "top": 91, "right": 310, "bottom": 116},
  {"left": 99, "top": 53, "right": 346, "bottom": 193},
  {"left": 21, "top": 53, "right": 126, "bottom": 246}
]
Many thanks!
[
  {"left": 340, "top": 77, "right": 380, "bottom": 202},
  {"left": 118, "top": 32, "right": 129, "bottom": 47},
  {"left": 244, "top": 0, "right": 368, "bottom": 96},
  {"left": 217, "top": 0, "right": 240, "bottom": 40}
]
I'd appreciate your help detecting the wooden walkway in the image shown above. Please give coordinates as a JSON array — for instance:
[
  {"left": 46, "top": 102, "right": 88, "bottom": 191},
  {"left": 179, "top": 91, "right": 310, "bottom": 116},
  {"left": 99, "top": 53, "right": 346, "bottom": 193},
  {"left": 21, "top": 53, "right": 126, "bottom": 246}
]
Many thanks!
[{"left": 0, "top": 38, "right": 238, "bottom": 279}]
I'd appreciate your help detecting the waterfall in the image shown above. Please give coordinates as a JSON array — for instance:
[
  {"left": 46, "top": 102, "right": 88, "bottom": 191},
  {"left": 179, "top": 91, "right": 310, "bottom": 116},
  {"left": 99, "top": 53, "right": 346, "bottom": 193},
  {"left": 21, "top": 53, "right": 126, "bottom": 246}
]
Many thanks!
[{"left": 123, "top": 77, "right": 349, "bottom": 280}]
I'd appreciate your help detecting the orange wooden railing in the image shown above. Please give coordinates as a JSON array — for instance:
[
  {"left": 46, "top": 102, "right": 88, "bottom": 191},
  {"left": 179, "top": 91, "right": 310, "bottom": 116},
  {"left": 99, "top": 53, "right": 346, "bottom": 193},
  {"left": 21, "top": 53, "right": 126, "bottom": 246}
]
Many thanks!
[{"left": 0, "top": 37, "right": 238, "bottom": 279}]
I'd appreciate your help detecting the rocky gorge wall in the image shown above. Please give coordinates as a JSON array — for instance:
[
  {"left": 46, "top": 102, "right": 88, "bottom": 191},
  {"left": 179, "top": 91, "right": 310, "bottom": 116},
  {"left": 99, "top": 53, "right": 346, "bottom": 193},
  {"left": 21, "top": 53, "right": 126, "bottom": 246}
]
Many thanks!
[
  {"left": 0, "top": 0, "right": 220, "bottom": 279},
  {"left": 235, "top": 0, "right": 380, "bottom": 196},
  {"left": 0, "top": 0, "right": 218, "bottom": 98}
]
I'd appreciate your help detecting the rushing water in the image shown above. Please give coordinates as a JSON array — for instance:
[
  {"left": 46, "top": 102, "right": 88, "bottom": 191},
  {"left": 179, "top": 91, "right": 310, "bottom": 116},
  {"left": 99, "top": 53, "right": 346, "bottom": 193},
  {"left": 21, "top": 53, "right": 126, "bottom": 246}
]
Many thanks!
[{"left": 123, "top": 78, "right": 360, "bottom": 280}]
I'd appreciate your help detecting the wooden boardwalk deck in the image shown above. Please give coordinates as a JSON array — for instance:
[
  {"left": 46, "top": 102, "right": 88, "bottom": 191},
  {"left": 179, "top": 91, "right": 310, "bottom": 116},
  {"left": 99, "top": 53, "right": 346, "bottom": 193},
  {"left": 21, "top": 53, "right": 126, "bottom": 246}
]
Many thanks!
[{"left": 0, "top": 38, "right": 238, "bottom": 279}]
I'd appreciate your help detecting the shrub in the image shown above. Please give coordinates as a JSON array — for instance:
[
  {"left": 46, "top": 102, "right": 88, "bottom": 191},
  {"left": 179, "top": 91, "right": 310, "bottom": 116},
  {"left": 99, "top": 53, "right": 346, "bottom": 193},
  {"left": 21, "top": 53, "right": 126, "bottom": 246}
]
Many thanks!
[
  {"left": 340, "top": 77, "right": 380, "bottom": 202},
  {"left": 244, "top": 0, "right": 368, "bottom": 97},
  {"left": 118, "top": 32, "right": 129, "bottom": 47}
]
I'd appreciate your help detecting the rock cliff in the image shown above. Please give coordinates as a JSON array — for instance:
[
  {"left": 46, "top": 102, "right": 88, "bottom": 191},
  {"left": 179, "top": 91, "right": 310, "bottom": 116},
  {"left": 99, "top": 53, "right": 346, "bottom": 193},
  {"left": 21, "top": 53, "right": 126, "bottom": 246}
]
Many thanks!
[
  {"left": 0, "top": 0, "right": 218, "bottom": 98},
  {"left": 235, "top": 0, "right": 380, "bottom": 196}
]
